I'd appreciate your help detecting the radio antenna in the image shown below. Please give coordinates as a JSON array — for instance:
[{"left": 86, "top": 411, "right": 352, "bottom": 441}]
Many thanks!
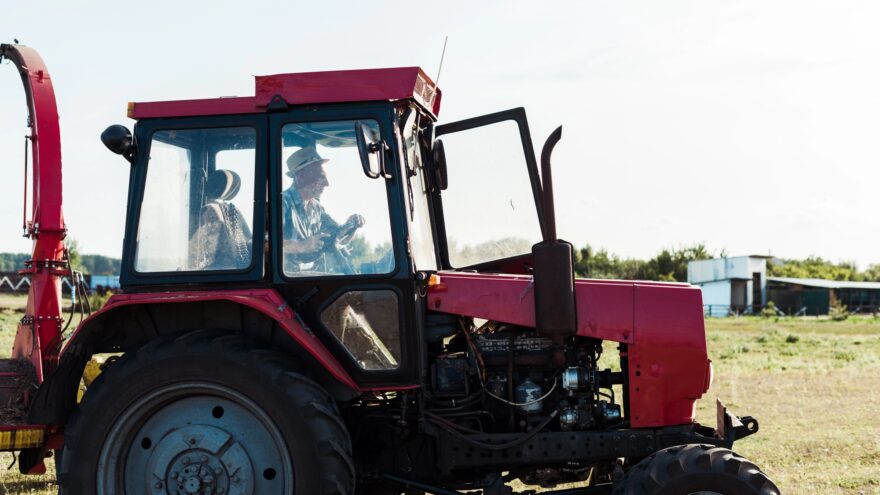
[{"left": 433, "top": 36, "right": 448, "bottom": 88}]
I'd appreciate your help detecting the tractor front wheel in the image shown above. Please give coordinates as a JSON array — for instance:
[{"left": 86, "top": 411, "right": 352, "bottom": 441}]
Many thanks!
[
  {"left": 612, "top": 444, "right": 779, "bottom": 495},
  {"left": 58, "top": 330, "right": 354, "bottom": 495}
]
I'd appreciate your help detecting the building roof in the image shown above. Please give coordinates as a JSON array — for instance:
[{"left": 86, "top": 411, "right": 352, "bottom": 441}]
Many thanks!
[
  {"left": 128, "top": 67, "right": 441, "bottom": 120},
  {"left": 767, "top": 277, "right": 880, "bottom": 290}
]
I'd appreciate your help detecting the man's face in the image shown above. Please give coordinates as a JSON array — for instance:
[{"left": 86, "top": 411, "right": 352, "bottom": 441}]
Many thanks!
[{"left": 295, "top": 163, "right": 329, "bottom": 202}]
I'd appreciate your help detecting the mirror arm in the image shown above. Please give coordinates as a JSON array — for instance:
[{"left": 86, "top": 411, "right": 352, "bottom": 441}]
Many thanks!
[
  {"left": 371, "top": 141, "right": 393, "bottom": 179},
  {"left": 123, "top": 140, "right": 137, "bottom": 165}
]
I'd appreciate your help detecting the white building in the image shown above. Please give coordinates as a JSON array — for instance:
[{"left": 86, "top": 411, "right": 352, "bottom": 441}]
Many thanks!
[{"left": 687, "top": 256, "right": 770, "bottom": 316}]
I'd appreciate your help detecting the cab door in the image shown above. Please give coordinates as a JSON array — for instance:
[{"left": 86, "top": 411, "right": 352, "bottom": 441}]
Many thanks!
[
  {"left": 268, "top": 104, "right": 422, "bottom": 388},
  {"left": 433, "top": 108, "right": 546, "bottom": 270}
]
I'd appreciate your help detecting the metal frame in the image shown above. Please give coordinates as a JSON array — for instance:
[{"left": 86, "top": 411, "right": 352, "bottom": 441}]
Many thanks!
[{"left": 434, "top": 107, "right": 544, "bottom": 270}]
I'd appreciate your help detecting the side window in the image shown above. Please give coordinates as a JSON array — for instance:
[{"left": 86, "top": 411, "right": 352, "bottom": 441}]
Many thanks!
[
  {"left": 280, "top": 120, "right": 394, "bottom": 277},
  {"left": 320, "top": 290, "right": 400, "bottom": 370},
  {"left": 134, "top": 127, "right": 256, "bottom": 273},
  {"left": 401, "top": 110, "right": 437, "bottom": 271}
]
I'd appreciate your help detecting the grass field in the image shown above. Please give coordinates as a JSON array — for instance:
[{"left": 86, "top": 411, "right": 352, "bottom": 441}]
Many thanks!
[{"left": 0, "top": 293, "right": 876, "bottom": 494}]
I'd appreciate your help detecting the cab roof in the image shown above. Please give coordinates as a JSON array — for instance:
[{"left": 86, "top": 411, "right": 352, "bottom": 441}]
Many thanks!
[{"left": 128, "top": 67, "right": 441, "bottom": 120}]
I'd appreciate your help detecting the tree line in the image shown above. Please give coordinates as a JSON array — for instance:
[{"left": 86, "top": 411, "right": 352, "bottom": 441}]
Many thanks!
[
  {"left": 452, "top": 238, "right": 880, "bottom": 283},
  {"left": 0, "top": 239, "right": 876, "bottom": 282},
  {"left": 0, "top": 252, "right": 120, "bottom": 275}
]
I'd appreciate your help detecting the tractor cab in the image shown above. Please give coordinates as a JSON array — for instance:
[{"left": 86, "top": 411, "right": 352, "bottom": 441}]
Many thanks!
[{"left": 104, "top": 68, "right": 549, "bottom": 387}]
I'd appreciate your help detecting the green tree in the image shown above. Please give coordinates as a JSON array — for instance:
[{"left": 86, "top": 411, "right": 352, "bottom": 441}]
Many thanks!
[
  {"left": 768, "top": 256, "right": 862, "bottom": 281},
  {"left": 66, "top": 238, "right": 83, "bottom": 271},
  {"left": 861, "top": 264, "right": 880, "bottom": 282},
  {"left": 576, "top": 243, "right": 714, "bottom": 282}
]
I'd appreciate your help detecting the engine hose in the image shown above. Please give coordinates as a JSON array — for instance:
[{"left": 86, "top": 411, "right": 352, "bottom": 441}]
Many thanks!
[{"left": 426, "top": 409, "right": 558, "bottom": 451}]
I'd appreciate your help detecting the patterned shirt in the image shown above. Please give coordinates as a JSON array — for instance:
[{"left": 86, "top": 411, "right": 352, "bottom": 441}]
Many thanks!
[{"left": 281, "top": 187, "right": 341, "bottom": 273}]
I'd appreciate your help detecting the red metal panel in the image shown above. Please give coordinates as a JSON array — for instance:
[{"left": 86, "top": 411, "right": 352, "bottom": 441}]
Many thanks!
[
  {"left": 64, "top": 289, "right": 359, "bottom": 391},
  {"left": 130, "top": 67, "right": 442, "bottom": 120},
  {"left": 129, "top": 97, "right": 259, "bottom": 119},
  {"left": 427, "top": 272, "right": 635, "bottom": 343},
  {"left": 256, "top": 67, "right": 440, "bottom": 115},
  {"left": 627, "top": 283, "right": 709, "bottom": 428}
]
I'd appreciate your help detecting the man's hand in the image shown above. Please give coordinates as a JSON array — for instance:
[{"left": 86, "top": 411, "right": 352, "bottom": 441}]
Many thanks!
[
  {"left": 285, "top": 233, "right": 330, "bottom": 254},
  {"left": 302, "top": 232, "right": 331, "bottom": 252},
  {"left": 338, "top": 214, "right": 365, "bottom": 244}
]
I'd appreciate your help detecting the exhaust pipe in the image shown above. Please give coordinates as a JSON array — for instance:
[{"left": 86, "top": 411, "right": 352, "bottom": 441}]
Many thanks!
[{"left": 531, "top": 126, "right": 577, "bottom": 366}]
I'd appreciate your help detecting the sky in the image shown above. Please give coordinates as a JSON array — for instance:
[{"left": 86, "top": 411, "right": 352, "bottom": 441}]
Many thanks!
[{"left": 0, "top": 0, "right": 878, "bottom": 267}]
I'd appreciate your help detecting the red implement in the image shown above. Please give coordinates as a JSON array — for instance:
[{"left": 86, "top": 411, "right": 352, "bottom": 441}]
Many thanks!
[{"left": 1, "top": 44, "right": 67, "bottom": 382}]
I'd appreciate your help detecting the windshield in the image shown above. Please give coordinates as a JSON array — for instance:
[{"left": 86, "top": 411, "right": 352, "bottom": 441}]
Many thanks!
[{"left": 437, "top": 119, "right": 542, "bottom": 267}]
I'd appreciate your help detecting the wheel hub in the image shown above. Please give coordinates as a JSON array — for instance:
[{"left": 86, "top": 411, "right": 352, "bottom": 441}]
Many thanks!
[{"left": 148, "top": 425, "right": 254, "bottom": 495}]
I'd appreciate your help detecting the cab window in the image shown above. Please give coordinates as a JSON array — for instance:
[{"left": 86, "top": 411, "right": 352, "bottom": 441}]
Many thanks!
[
  {"left": 279, "top": 120, "right": 394, "bottom": 277},
  {"left": 400, "top": 109, "right": 437, "bottom": 271},
  {"left": 134, "top": 127, "right": 256, "bottom": 273}
]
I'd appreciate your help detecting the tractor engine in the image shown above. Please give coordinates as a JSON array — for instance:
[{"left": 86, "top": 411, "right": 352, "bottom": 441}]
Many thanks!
[{"left": 427, "top": 319, "right": 623, "bottom": 436}]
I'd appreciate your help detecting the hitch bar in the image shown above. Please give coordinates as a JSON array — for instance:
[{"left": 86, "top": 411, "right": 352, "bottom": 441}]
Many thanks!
[{"left": 716, "top": 399, "right": 759, "bottom": 447}]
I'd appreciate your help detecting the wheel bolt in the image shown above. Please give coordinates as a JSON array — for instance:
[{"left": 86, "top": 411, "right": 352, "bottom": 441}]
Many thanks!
[
  {"left": 154, "top": 481, "right": 163, "bottom": 489},
  {"left": 170, "top": 472, "right": 178, "bottom": 479},
  {"left": 232, "top": 475, "right": 239, "bottom": 483},
  {"left": 201, "top": 455, "right": 208, "bottom": 462},
  {"left": 183, "top": 456, "right": 191, "bottom": 464}
]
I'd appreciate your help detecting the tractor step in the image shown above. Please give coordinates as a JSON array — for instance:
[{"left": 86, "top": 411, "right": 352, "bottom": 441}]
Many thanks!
[{"left": 0, "top": 358, "right": 37, "bottom": 425}]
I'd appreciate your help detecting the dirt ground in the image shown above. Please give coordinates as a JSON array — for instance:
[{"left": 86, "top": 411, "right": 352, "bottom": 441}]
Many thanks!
[{"left": 0, "top": 292, "right": 876, "bottom": 494}]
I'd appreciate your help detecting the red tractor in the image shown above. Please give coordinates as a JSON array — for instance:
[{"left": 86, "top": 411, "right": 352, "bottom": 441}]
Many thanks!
[{"left": 0, "top": 43, "right": 778, "bottom": 494}]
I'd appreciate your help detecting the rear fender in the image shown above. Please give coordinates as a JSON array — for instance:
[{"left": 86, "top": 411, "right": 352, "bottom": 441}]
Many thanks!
[{"left": 28, "top": 289, "right": 358, "bottom": 426}]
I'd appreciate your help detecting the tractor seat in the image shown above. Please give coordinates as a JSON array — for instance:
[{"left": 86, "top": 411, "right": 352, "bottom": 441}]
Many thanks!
[{"left": 193, "top": 170, "right": 253, "bottom": 270}]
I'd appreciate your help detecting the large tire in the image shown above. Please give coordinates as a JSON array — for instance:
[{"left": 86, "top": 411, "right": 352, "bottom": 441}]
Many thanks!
[
  {"left": 613, "top": 444, "right": 779, "bottom": 495},
  {"left": 58, "top": 330, "right": 355, "bottom": 495}
]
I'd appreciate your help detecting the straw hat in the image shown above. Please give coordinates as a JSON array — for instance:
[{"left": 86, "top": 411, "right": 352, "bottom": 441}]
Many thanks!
[{"left": 286, "top": 147, "right": 329, "bottom": 177}]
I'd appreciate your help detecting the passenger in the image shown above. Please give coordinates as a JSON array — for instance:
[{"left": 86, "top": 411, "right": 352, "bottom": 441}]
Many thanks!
[{"left": 193, "top": 170, "right": 252, "bottom": 270}]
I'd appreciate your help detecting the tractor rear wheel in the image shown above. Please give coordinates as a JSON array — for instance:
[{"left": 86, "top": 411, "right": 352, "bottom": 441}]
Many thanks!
[
  {"left": 612, "top": 444, "right": 779, "bottom": 495},
  {"left": 58, "top": 330, "right": 355, "bottom": 495}
]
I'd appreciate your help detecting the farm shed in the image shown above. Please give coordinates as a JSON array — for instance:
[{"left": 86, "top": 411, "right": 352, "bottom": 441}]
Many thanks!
[
  {"left": 766, "top": 277, "right": 880, "bottom": 315},
  {"left": 687, "top": 256, "right": 770, "bottom": 316}
]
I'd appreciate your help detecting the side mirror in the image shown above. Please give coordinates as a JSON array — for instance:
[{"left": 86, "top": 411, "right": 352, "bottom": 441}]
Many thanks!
[
  {"left": 354, "top": 121, "right": 391, "bottom": 179},
  {"left": 101, "top": 124, "right": 135, "bottom": 164},
  {"left": 431, "top": 139, "right": 448, "bottom": 190}
]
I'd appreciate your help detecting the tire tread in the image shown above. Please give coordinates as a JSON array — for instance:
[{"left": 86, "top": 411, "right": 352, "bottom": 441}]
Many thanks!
[{"left": 611, "top": 443, "right": 779, "bottom": 495}]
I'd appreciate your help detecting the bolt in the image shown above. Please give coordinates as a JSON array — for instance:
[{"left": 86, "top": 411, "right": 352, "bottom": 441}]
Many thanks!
[
  {"left": 183, "top": 456, "right": 191, "bottom": 465},
  {"left": 231, "top": 476, "right": 239, "bottom": 483},
  {"left": 154, "top": 481, "right": 163, "bottom": 489},
  {"left": 215, "top": 468, "right": 223, "bottom": 475},
  {"left": 170, "top": 472, "right": 178, "bottom": 479},
  {"left": 189, "top": 438, "right": 197, "bottom": 445},
  {"left": 201, "top": 455, "right": 208, "bottom": 462}
]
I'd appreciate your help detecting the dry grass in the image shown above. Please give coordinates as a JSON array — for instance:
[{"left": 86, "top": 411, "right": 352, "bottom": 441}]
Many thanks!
[
  {"left": 694, "top": 317, "right": 880, "bottom": 495},
  {"left": 0, "top": 292, "right": 876, "bottom": 494}
]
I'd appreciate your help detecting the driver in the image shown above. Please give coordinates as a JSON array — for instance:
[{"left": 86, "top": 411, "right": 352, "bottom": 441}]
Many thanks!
[{"left": 282, "top": 146, "right": 365, "bottom": 274}]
